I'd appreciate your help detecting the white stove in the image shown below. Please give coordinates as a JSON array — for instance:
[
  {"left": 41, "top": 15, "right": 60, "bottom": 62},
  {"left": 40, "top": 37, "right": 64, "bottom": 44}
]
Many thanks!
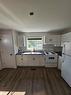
[{"left": 45, "top": 52, "right": 58, "bottom": 67}]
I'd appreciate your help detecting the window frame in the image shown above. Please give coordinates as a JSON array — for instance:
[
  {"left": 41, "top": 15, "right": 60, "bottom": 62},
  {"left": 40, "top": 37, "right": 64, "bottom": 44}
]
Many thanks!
[{"left": 26, "top": 37, "right": 43, "bottom": 51}]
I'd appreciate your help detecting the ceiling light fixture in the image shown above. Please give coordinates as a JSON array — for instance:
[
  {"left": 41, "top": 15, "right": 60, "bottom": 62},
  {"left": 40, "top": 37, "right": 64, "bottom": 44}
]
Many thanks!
[{"left": 29, "top": 12, "right": 34, "bottom": 16}]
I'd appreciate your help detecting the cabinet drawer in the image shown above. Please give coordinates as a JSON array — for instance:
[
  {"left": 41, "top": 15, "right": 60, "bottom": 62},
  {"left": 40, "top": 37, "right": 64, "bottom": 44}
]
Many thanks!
[{"left": 16, "top": 55, "right": 23, "bottom": 65}]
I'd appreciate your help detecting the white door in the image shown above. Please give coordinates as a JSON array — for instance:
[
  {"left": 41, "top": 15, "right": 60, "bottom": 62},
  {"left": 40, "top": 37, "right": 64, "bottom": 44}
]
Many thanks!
[{"left": 0, "top": 32, "right": 16, "bottom": 68}]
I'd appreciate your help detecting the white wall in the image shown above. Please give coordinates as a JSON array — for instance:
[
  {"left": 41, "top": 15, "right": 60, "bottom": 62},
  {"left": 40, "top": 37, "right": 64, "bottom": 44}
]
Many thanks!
[
  {"left": 17, "top": 32, "right": 61, "bottom": 49},
  {"left": 61, "top": 32, "right": 71, "bottom": 44},
  {"left": 61, "top": 32, "right": 71, "bottom": 55},
  {"left": 12, "top": 31, "right": 18, "bottom": 54},
  {"left": 18, "top": 32, "right": 24, "bottom": 48}
]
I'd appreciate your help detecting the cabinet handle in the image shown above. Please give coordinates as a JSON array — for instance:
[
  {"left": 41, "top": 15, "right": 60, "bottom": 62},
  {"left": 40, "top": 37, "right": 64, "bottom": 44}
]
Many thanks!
[
  {"left": 10, "top": 54, "right": 12, "bottom": 56},
  {"left": 21, "top": 58, "right": 23, "bottom": 60}
]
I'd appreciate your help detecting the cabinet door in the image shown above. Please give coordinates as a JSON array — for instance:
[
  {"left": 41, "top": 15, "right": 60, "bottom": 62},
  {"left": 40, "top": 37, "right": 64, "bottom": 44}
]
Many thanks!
[
  {"left": 38, "top": 55, "right": 45, "bottom": 66},
  {"left": 16, "top": 55, "right": 23, "bottom": 66},
  {"left": 32, "top": 55, "right": 39, "bottom": 66},
  {"left": 32, "top": 55, "right": 45, "bottom": 66},
  {"left": 23, "top": 55, "right": 33, "bottom": 66}
]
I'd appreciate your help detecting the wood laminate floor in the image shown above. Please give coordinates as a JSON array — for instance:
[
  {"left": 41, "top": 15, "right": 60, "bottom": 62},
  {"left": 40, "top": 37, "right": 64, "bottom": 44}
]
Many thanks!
[{"left": 0, "top": 67, "right": 71, "bottom": 95}]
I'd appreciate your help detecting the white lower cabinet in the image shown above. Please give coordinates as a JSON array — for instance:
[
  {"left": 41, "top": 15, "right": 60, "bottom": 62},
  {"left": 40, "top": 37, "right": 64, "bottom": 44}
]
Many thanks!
[
  {"left": 16, "top": 55, "right": 23, "bottom": 66},
  {"left": 16, "top": 54, "right": 45, "bottom": 66}
]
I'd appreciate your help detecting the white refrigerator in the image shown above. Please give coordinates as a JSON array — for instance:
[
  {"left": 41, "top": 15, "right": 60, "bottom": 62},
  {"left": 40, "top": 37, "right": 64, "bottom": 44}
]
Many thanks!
[{"left": 61, "top": 42, "right": 71, "bottom": 87}]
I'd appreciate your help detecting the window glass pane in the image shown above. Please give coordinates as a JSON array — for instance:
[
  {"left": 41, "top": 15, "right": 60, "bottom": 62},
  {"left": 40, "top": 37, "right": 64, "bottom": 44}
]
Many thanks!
[{"left": 27, "top": 38, "right": 43, "bottom": 50}]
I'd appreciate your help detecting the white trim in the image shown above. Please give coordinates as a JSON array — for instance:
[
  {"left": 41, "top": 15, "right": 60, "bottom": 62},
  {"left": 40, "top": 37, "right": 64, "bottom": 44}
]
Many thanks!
[{"left": 26, "top": 36, "right": 44, "bottom": 50}]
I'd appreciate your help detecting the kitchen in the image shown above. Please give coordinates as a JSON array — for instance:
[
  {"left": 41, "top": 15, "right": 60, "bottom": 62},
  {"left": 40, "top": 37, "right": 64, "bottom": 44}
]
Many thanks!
[
  {"left": 0, "top": 0, "right": 71, "bottom": 95},
  {"left": 0, "top": 30, "right": 61, "bottom": 68},
  {"left": 1, "top": 31, "right": 71, "bottom": 95},
  {"left": 0, "top": 29, "right": 71, "bottom": 95},
  {"left": 16, "top": 32, "right": 60, "bottom": 67}
]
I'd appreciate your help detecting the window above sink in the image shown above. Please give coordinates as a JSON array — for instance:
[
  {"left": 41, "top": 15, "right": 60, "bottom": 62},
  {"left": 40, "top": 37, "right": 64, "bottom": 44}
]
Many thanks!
[{"left": 27, "top": 37, "right": 43, "bottom": 51}]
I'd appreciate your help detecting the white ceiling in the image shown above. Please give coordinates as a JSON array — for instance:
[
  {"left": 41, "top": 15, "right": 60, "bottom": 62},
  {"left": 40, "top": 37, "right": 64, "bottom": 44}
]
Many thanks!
[{"left": 0, "top": 0, "right": 71, "bottom": 32}]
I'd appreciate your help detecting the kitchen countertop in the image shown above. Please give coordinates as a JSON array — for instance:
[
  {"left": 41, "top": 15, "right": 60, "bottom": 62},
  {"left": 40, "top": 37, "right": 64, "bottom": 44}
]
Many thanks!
[
  {"left": 16, "top": 51, "right": 45, "bottom": 55},
  {"left": 16, "top": 51, "right": 57, "bottom": 55}
]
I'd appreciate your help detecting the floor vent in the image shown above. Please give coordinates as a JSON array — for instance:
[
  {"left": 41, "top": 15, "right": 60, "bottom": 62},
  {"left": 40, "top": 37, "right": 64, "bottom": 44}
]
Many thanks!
[{"left": 31, "top": 68, "right": 36, "bottom": 70}]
